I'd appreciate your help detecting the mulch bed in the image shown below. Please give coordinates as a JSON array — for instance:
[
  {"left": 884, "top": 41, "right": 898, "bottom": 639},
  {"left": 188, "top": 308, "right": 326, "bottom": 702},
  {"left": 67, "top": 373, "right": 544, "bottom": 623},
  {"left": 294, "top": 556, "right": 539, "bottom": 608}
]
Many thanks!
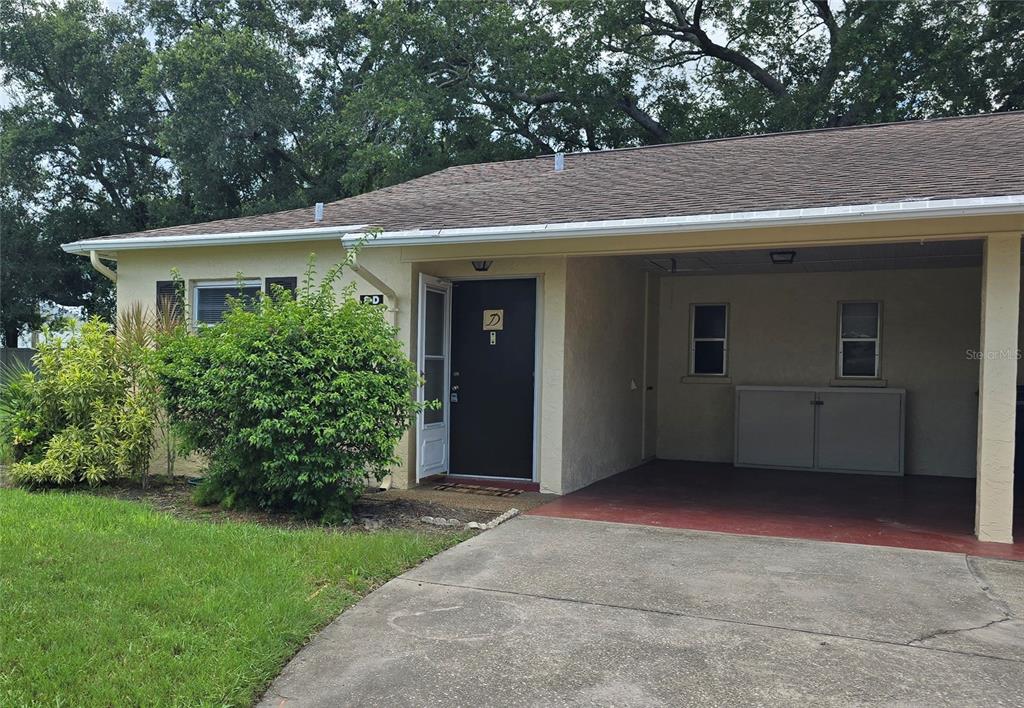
[{"left": 79, "top": 477, "right": 496, "bottom": 533}]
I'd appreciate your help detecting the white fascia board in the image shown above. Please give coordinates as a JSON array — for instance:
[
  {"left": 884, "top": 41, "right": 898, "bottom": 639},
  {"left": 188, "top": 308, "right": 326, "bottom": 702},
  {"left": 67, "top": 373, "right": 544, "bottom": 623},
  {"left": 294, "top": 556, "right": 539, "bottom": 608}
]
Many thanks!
[
  {"left": 61, "top": 194, "right": 1024, "bottom": 257},
  {"left": 61, "top": 223, "right": 370, "bottom": 255},
  {"left": 340, "top": 195, "right": 1024, "bottom": 247}
]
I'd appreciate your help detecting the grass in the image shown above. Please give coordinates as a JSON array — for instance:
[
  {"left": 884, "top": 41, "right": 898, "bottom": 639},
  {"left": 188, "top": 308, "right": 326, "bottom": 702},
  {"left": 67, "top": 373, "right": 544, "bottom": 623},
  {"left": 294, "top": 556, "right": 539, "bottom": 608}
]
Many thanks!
[{"left": 0, "top": 488, "right": 465, "bottom": 706}]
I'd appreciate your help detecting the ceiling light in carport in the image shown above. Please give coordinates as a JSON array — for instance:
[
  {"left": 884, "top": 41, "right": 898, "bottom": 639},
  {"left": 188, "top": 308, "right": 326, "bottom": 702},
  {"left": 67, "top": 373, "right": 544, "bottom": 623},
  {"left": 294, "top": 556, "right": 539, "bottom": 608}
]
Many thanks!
[{"left": 769, "top": 251, "right": 796, "bottom": 264}]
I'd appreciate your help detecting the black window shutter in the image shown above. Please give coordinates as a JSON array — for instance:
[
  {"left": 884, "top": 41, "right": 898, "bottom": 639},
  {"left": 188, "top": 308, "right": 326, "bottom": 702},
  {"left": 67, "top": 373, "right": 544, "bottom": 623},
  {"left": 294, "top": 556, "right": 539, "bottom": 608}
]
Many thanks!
[
  {"left": 156, "top": 280, "right": 183, "bottom": 322},
  {"left": 265, "top": 276, "right": 298, "bottom": 300}
]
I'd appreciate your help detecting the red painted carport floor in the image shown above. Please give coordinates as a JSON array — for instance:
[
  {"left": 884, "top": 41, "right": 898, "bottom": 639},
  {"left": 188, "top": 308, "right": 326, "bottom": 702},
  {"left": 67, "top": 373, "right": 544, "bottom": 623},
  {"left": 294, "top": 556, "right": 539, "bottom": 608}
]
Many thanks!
[{"left": 529, "top": 461, "right": 1024, "bottom": 561}]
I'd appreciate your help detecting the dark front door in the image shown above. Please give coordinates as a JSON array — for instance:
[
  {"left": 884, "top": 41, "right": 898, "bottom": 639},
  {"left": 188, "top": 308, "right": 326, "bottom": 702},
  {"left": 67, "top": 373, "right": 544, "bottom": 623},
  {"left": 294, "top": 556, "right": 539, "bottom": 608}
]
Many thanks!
[{"left": 449, "top": 278, "right": 536, "bottom": 479}]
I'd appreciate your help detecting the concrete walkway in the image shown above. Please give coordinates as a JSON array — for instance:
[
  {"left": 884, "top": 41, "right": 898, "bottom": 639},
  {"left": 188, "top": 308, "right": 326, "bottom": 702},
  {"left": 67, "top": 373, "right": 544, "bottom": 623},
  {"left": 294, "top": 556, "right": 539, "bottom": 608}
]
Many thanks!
[{"left": 260, "top": 517, "right": 1024, "bottom": 707}]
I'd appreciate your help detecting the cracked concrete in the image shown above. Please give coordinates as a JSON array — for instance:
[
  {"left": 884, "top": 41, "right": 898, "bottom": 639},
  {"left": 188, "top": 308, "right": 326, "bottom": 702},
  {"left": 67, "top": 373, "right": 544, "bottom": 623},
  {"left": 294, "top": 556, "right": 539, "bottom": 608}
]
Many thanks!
[
  {"left": 909, "top": 556, "right": 1024, "bottom": 661},
  {"left": 260, "top": 516, "right": 1023, "bottom": 707}
]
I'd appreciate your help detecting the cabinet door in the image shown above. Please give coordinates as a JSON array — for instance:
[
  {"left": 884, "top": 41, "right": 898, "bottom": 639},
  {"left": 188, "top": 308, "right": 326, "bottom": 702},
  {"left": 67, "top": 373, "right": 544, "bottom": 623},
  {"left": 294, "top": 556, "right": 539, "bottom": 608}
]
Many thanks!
[
  {"left": 735, "top": 389, "right": 816, "bottom": 469},
  {"left": 815, "top": 391, "right": 903, "bottom": 474}
]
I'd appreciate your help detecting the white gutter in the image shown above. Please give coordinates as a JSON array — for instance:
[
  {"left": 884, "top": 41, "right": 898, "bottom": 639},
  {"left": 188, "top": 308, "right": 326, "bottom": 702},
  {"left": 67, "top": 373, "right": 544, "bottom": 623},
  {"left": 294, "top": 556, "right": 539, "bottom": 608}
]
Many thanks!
[
  {"left": 340, "top": 195, "right": 1024, "bottom": 247},
  {"left": 59, "top": 195, "right": 1024, "bottom": 255},
  {"left": 62, "top": 223, "right": 370, "bottom": 255},
  {"left": 89, "top": 250, "right": 117, "bottom": 282}
]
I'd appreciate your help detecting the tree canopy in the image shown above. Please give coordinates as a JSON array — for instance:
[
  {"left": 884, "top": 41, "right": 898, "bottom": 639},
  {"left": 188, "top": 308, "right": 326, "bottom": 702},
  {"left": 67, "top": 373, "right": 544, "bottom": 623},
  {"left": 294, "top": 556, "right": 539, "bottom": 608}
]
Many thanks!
[{"left": 2, "top": 0, "right": 1022, "bottom": 342}]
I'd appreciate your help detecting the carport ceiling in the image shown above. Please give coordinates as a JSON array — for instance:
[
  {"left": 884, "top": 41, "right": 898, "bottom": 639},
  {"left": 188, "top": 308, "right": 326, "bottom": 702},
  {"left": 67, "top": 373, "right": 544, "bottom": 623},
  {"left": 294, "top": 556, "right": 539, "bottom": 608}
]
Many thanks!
[{"left": 635, "top": 239, "right": 990, "bottom": 275}]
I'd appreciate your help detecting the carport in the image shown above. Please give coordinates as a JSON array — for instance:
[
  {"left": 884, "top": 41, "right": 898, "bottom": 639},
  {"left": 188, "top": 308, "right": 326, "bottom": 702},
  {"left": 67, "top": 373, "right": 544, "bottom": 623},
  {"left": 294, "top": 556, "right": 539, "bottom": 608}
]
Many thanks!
[
  {"left": 529, "top": 460, "right": 1024, "bottom": 560},
  {"left": 549, "top": 236, "right": 1022, "bottom": 552}
]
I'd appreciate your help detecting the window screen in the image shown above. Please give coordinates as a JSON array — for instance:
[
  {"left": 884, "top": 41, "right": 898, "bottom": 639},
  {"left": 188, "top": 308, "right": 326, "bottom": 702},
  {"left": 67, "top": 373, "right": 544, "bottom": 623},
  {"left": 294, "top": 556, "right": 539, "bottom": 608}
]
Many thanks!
[
  {"left": 839, "top": 302, "right": 880, "bottom": 377},
  {"left": 194, "top": 282, "right": 261, "bottom": 324},
  {"left": 690, "top": 304, "right": 728, "bottom": 376},
  {"left": 422, "top": 288, "right": 448, "bottom": 425}
]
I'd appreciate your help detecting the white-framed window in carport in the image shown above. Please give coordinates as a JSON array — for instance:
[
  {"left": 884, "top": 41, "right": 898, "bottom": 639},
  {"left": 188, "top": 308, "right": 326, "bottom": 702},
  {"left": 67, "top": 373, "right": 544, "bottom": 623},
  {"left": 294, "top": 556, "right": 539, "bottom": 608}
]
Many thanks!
[
  {"left": 838, "top": 301, "right": 881, "bottom": 378},
  {"left": 689, "top": 303, "right": 729, "bottom": 376},
  {"left": 192, "top": 279, "right": 262, "bottom": 325}
]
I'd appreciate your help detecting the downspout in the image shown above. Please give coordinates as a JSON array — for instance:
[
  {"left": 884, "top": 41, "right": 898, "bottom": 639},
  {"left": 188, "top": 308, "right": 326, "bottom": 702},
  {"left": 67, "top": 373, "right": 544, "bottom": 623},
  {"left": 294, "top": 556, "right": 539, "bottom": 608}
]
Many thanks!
[
  {"left": 347, "top": 250, "right": 400, "bottom": 492},
  {"left": 89, "top": 250, "right": 117, "bottom": 282},
  {"left": 349, "top": 252, "right": 398, "bottom": 327}
]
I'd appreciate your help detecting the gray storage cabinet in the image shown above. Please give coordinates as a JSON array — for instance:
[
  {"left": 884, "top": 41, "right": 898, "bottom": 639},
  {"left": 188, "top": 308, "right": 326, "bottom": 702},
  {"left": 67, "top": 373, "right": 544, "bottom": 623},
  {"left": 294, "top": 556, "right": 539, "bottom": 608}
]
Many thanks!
[{"left": 734, "top": 386, "right": 905, "bottom": 475}]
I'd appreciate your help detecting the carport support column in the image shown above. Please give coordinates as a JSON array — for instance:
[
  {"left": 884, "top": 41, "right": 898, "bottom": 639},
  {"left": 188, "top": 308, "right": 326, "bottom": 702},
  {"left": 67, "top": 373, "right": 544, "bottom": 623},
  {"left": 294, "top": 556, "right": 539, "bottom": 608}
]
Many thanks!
[{"left": 975, "top": 232, "right": 1022, "bottom": 543}]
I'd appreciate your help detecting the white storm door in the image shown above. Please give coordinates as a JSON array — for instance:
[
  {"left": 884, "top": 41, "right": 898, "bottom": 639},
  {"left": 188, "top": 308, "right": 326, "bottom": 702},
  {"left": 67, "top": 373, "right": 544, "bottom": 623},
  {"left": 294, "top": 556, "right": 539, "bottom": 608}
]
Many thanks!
[{"left": 416, "top": 274, "right": 452, "bottom": 480}]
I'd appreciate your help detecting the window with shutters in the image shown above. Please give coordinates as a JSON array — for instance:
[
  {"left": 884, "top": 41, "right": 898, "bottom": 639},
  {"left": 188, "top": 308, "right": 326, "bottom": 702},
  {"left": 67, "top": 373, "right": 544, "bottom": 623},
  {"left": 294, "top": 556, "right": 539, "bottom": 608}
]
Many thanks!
[
  {"left": 155, "top": 280, "right": 183, "bottom": 322},
  {"left": 264, "top": 276, "right": 298, "bottom": 300},
  {"left": 192, "top": 280, "right": 262, "bottom": 325}
]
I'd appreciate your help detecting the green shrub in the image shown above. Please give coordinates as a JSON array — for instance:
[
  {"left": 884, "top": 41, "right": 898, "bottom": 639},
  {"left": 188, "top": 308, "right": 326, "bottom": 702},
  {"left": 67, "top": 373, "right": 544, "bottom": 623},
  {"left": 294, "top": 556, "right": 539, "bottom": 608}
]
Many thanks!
[
  {"left": 155, "top": 257, "right": 423, "bottom": 520},
  {"left": 0, "top": 358, "right": 34, "bottom": 466},
  {"left": 1, "top": 318, "right": 157, "bottom": 486}
]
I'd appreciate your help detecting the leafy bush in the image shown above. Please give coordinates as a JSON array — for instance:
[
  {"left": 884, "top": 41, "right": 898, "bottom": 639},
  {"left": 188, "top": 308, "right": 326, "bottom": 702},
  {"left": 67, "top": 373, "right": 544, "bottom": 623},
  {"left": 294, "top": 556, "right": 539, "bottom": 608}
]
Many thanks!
[
  {"left": 1, "top": 317, "right": 157, "bottom": 486},
  {"left": 155, "top": 258, "right": 422, "bottom": 521},
  {"left": 0, "top": 358, "right": 34, "bottom": 466}
]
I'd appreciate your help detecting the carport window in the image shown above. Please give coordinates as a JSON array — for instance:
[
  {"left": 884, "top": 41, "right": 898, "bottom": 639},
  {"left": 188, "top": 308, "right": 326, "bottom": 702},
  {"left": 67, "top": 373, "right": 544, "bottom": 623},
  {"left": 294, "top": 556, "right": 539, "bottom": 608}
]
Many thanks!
[
  {"left": 193, "top": 280, "right": 262, "bottom": 325},
  {"left": 838, "top": 301, "right": 881, "bottom": 378},
  {"left": 690, "top": 304, "right": 728, "bottom": 376}
]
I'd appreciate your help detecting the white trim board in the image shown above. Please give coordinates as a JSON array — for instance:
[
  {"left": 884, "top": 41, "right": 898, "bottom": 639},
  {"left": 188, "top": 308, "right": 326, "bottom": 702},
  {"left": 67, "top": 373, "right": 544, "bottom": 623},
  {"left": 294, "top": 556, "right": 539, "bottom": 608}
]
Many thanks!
[
  {"left": 62, "top": 223, "right": 369, "bottom": 254},
  {"left": 61, "top": 195, "right": 1024, "bottom": 255},
  {"left": 342, "top": 196, "right": 1024, "bottom": 247}
]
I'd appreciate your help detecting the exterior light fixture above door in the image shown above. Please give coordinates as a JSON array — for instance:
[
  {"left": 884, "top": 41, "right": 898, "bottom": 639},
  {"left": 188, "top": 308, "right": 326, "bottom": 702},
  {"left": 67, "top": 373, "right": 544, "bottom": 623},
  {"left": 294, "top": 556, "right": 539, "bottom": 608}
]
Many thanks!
[
  {"left": 471, "top": 260, "right": 493, "bottom": 272},
  {"left": 769, "top": 251, "right": 796, "bottom": 264}
]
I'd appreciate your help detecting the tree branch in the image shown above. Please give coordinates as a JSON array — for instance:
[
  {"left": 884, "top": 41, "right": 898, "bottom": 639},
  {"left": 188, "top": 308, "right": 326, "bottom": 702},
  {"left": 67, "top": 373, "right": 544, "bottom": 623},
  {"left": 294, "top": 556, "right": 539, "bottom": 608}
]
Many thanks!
[
  {"left": 811, "top": 0, "right": 839, "bottom": 46},
  {"left": 810, "top": 0, "right": 841, "bottom": 98},
  {"left": 646, "top": 1, "right": 788, "bottom": 98},
  {"left": 479, "top": 96, "right": 554, "bottom": 154},
  {"left": 615, "top": 95, "right": 670, "bottom": 143}
]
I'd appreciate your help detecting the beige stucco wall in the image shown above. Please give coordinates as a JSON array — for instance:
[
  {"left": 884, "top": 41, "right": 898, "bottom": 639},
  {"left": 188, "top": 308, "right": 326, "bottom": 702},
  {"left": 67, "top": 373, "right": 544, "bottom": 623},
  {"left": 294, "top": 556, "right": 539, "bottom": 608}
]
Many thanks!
[
  {"left": 116, "top": 243, "right": 569, "bottom": 490},
  {"left": 115, "top": 241, "right": 412, "bottom": 322},
  {"left": 108, "top": 215, "right": 1021, "bottom": 496},
  {"left": 657, "top": 266, "right": 983, "bottom": 477},
  {"left": 642, "top": 272, "right": 661, "bottom": 460},
  {"left": 976, "top": 234, "right": 1021, "bottom": 542},
  {"left": 560, "top": 256, "right": 648, "bottom": 493},
  {"left": 116, "top": 241, "right": 417, "bottom": 481}
]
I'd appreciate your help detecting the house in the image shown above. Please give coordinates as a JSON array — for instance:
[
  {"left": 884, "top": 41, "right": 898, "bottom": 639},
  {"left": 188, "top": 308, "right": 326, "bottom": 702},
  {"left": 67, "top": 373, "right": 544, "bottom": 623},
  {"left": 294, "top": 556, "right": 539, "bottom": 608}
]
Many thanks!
[{"left": 63, "top": 112, "right": 1024, "bottom": 544}]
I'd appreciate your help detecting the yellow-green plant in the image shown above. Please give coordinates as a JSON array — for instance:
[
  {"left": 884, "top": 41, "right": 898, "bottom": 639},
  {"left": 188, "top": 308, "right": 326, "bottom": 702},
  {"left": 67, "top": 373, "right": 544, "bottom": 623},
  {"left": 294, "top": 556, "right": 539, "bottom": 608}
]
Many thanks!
[
  {"left": 117, "top": 302, "right": 182, "bottom": 481},
  {"left": 2, "top": 316, "right": 157, "bottom": 487}
]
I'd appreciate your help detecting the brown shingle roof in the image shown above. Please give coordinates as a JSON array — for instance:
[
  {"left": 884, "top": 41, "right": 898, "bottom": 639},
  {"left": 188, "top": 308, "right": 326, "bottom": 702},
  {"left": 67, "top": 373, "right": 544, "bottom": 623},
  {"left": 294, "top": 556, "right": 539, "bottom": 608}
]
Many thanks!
[{"left": 87, "top": 112, "right": 1024, "bottom": 243}]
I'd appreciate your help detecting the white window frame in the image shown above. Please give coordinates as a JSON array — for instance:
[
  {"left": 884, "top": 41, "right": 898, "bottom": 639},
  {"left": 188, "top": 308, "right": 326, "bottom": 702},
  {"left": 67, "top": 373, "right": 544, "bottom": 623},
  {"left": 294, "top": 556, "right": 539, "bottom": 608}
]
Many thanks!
[
  {"left": 192, "top": 279, "right": 262, "bottom": 326},
  {"left": 689, "top": 303, "right": 729, "bottom": 376},
  {"left": 837, "top": 301, "right": 882, "bottom": 379}
]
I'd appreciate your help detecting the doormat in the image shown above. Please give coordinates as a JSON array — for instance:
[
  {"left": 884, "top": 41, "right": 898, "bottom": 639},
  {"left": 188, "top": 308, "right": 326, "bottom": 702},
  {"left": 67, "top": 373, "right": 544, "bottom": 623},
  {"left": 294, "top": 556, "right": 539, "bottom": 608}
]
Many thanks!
[{"left": 432, "top": 482, "right": 522, "bottom": 497}]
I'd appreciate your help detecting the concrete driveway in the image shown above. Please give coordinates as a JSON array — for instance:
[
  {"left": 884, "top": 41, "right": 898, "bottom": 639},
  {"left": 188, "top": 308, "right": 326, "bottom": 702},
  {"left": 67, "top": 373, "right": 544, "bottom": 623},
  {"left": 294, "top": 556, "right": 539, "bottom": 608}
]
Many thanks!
[{"left": 260, "top": 516, "right": 1024, "bottom": 707}]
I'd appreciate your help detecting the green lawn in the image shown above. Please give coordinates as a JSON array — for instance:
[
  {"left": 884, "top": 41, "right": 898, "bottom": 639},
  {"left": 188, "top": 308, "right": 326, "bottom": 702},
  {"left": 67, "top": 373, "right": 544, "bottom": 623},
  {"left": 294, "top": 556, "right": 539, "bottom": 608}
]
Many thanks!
[{"left": 0, "top": 488, "right": 463, "bottom": 706}]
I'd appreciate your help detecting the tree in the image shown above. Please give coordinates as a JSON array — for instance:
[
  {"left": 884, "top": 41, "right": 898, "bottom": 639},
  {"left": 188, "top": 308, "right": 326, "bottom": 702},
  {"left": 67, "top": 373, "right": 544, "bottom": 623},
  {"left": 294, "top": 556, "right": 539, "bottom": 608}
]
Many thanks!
[
  {"left": 0, "top": 198, "right": 113, "bottom": 346},
  {"left": 313, "top": 0, "right": 1020, "bottom": 159},
  {"left": 2, "top": 0, "right": 1022, "bottom": 343},
  {"left": 146, "top": 25, "right": 310, "bottom": 219},
  {"left": 983, "top": 0, "right": 1024, "bottom": 111},
  {"left": 0, "top": 0, "right": 161, "bottom": 341}
]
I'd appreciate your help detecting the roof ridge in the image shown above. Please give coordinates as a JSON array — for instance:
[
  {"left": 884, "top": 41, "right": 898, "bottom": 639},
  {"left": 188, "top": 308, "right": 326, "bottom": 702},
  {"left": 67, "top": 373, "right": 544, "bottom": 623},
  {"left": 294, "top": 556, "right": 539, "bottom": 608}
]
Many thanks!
[
  {"left": 325, "top": 111, "right": 1024, "bottom": 200},
  {"left": 62, "top": 109, "right": 1024, "bottom": 246},
  {"left": 501, "top": 110, "right": 1024, "bottom": 162}
]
